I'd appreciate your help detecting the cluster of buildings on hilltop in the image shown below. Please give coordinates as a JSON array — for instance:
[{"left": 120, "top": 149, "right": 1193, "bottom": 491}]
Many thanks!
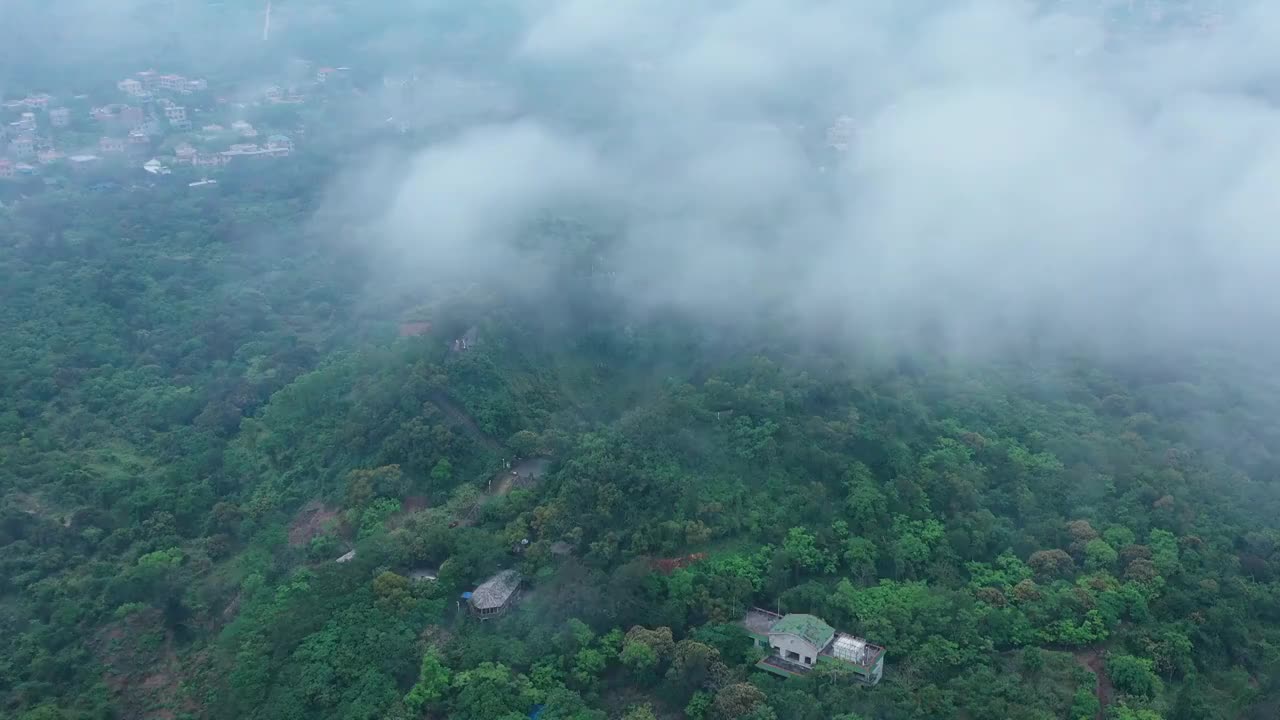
[
  {"left": 170, "top": 133, "right": 293, "bottom": 170},
  {"left": 117, "top": 70, "right": 209, "bottom": 100},
  {"left": 260, "top": 63, "right": 351, "bottom": 104},
  {"left": 1, "top": 95, "right": 72, "bottom": 178},
  {"left": 0, "top": 66, "right": 305, "bottom": 184},
  {"left": 264, "top": 85, "right": 308, "bottom": 105}
]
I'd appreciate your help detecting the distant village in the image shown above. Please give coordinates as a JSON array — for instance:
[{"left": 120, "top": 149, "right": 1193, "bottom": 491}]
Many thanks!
[
  {"left": 0, "top": 64, "right": 353, "bottom": 187},
  {"left": 1, "top": 2, "right": 1222, "bottom": 191}
]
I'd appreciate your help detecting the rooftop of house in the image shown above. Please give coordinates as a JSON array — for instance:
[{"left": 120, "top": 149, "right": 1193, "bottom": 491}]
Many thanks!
[
  {"left": 770, "top": 614, "right": 835, "bottom": 649},
  {"left": 743, "top": 607, "right": 783, "bottom": 636},
  {"left": 470, "top": 569, "right": 521, "bottom": 610},
  {"left": 825, "top": 632, "right": 884, "bottom": 668}
]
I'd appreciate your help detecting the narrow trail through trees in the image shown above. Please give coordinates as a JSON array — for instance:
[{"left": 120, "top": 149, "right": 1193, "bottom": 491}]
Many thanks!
[{"left": 1073, "top": 648, "right": 1114, "bottom": 720}]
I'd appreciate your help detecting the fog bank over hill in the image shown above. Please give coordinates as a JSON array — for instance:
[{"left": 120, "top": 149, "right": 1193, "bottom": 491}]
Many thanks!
[{"left": 367, "top": 0, "right": 1280, "bottom": 356}]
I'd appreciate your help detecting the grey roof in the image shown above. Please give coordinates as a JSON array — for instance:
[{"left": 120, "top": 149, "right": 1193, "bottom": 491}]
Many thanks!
[
  {"left": 742, "top": 607, "right": 783, "bottom": 636},
  {"left": 469, "top": 569, "right": 521, "bottom": 609}
]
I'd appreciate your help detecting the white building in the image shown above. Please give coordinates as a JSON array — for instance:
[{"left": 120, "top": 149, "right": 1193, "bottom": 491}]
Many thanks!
[
  {"left": 143, "top": 158, "right": 171, "bottom": 175},
  {"left": 266, "top": 134, "right": 293, "bottom": 154},
  {"left": 9, "top": 135, "right": 36, "bottom": 158},
  {"left": 164, "top": 106, "right": 190, "bottom": 130},
  {"left": 118, "top": 78, "right": 145, "bottom": 96},
  {"left": 13, "top": 113, "right": 37, "bottom": 132},
  {"left": 193, "top": 153, "right": 226, "bottom": 168},
  {"left": 826, "top": 115, "right": 859, "bottom": 152},
  {"left": 742, "top": 610, "right": 885, "bottom": 685},
  {"left": 158, "top": 74, "right": 186, "bottom": 92},
  {"left": 49, "top": 107, "right": 71, "bottom": 128},
  {"left": 134, "top": 118, "right": 162, "bottom": 137},
  {"left": 68, "top": 155, "right": 100, "bottom": 171}
]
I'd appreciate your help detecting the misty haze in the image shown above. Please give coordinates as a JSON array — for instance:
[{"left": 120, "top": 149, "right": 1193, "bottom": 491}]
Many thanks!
[{"left": 1, "top": 2, "right": 1277, "bottom": 720}]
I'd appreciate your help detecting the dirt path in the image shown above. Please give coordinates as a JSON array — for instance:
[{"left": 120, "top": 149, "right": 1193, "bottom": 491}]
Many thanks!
[
  {"left": 491, "top": 472, "right": 517, "bottom": 497},
  {"left": 479, "top": 458, "right": 549, "bottom": 508},
  {"left": 428, "top": 389, "right": 503, "bottom": 453},
  {"left": 428, "top": 391, "right": 553, "bottom": 527},
  {"left": 1073, "top": 648, "right": 1113, "bottom": 720}
]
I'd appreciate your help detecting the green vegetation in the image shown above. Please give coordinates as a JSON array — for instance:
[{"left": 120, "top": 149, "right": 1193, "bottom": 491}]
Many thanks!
[{"left": 2, "top": 179, "right": 1279, "bottom": 720}]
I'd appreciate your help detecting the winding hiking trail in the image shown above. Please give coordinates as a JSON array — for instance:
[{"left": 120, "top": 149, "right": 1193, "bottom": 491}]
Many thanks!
[
  {"left": 1073, "top": 648, "right": 1114, "bottom": 720},
  {"left": 428, "top": 390, "right": 550, "bottom": 525},
  {"left": 427, "top": 389, "right": 503, "bottom": 453}
]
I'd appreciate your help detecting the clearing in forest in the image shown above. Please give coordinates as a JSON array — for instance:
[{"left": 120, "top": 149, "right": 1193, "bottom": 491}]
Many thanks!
[{"left": 288, "top": 500, "right": 341, "bottom": 547}]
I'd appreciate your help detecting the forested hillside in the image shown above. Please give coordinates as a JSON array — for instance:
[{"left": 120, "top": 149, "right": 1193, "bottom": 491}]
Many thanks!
[{"left": 1, "top": 175, "right": 1279, "bottom": 720}]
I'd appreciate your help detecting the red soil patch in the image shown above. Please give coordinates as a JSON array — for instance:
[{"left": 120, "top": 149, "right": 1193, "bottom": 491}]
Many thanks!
[
  {"left": 402, "top": 495, "right": 430, "bottom": 513},
  {"left": 1073, "top": 648, "right": 1114, "bottom": 720},
  {"left": 649, "top": 553, "right": 708, "bottom": 575},
  {"left": 399, "top": 321, "right": 432, "bottom": 337},
  {"left": 288, "top": 500, "right": 341, "bottom": 547},
  {"left": 389, "top": 496, "right": 431, "bottom": 529},
  {"left": 94, "top": 610, "right": 203, "bottom": 720}
]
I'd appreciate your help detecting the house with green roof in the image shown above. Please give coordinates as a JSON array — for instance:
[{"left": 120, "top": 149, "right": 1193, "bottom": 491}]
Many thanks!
[{"left": 741, "top": 608, "right": 885, "bottom": 684}]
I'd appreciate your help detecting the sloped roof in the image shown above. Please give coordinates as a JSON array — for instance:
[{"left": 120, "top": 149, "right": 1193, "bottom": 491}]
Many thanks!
[
  {"left": 769, "top": 614, "right": 835, "bottom": 649},
  {"left": 470, "top": 569, "right": 521, "bottom": 610}
]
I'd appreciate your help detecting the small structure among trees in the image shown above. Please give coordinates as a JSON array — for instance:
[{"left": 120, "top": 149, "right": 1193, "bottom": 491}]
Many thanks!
[
  {"left": 467, "top": 569, "right": 522, "bottom": 620},
  {"left": 740, "top": 608, "right": 885, "bottom": 684}
]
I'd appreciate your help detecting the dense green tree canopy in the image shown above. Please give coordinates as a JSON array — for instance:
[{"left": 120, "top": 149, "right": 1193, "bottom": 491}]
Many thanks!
[{"left": 2, "top": 159, "right": 1280, "bottom": 720}]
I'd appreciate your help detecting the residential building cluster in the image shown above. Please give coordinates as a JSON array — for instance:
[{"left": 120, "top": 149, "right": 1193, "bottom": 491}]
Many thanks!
[
  {"left": 264, "top": 85, "right": 307, "bottom": 104},
  {"left": 117, "top": 70, "right": 209, "bottom": 99},
  {"left": 0, "top": 61, "right": 325, "bottom": 184}
]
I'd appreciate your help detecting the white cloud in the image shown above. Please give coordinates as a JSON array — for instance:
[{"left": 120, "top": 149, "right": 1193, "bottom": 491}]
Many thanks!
[{"left": 346, "top": 1, "right": 1280, "bottom": 352}]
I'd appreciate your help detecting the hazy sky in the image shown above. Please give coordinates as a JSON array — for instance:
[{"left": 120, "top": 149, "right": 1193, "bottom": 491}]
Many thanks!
[{"left": 361, "top": 0, "right": 1280, "bottom": 355}]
